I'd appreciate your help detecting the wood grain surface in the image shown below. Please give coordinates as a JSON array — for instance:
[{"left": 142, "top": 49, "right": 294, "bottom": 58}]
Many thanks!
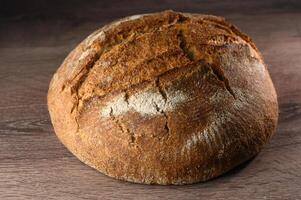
[{"left": 0, "top": 0, "right": 301, "bottom": 199}]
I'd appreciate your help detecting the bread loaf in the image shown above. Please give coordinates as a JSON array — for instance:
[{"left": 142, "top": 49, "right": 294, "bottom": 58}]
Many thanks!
[{"left": 48, "top": 10, "right": 278, "bottom": 185}]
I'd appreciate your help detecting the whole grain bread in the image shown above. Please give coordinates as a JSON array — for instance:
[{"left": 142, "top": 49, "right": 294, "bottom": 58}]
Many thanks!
[{"left": 48, "top": 10, "right": 278, "bottom": 185}]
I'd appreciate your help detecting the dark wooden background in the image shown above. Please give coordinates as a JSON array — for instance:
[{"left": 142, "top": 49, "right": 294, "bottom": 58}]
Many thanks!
[{"left": 1, "top": 0, "right": 301, "bottom": 199}]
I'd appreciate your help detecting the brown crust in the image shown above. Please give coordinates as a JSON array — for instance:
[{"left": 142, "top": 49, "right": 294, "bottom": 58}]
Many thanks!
[{"left": 48, "top": 10, "right": 278, "bottom": 185}]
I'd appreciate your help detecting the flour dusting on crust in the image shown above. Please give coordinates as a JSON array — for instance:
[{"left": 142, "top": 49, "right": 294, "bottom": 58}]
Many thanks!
[
  {"left": 100, "top": 89, "right": 188, "bottom": 117},
  {"left": 181, "top": 87, "right": 257, "bottom": 154}
]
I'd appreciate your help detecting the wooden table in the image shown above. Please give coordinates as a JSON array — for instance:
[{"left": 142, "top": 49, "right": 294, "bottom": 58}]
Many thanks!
[{"left": 1, "top": 1, "right": 300, "bottom": 199}]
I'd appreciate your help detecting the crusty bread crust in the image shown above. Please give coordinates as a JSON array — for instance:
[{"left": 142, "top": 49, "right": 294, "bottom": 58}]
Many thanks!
[{"left": 48, "top": 10, "right": 278, "bottom": 185}]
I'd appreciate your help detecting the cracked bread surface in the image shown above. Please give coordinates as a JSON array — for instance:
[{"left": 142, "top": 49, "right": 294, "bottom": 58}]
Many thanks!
[{"left": 48, "top": 10, "right": 278, "bottom": 184}]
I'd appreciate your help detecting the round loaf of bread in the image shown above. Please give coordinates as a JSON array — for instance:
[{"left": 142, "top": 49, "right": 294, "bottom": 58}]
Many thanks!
[{"left": 48, "top": 10, "right": 278, "bottom": 185}]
